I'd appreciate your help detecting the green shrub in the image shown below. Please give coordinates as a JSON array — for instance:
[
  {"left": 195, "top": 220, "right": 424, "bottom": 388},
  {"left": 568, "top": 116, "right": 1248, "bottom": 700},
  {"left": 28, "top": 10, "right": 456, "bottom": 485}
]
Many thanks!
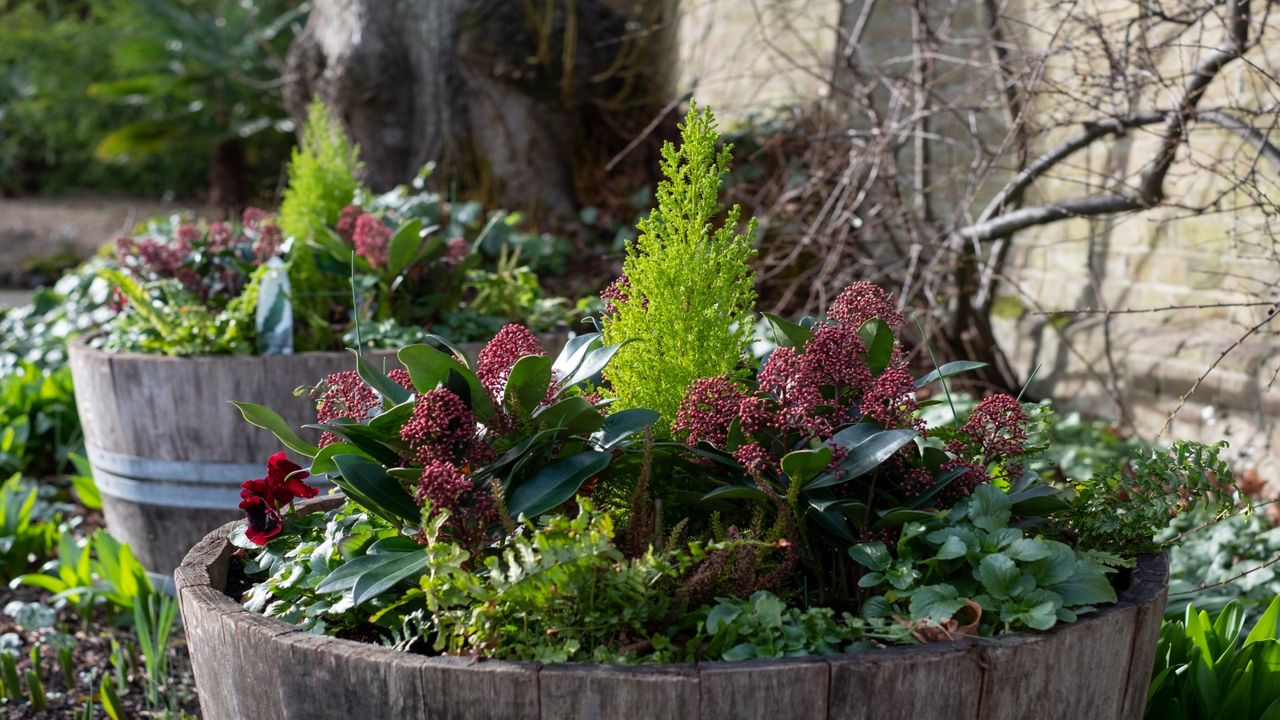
[
  {"left": 279, "top": 100, "right": 363, "bottom": 351},
  {"left": 601, "top": 104, "right": 757, "bottom": 433}
]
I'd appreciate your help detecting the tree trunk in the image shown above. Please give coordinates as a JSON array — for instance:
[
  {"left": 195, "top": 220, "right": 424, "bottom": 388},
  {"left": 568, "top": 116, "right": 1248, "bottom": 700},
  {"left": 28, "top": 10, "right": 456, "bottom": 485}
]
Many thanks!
[
  {"left": 285, "top": 0, "right": 675, "bottom": 217},
  {"left": 208, "top": 138, "right": 247, "bottom": 210}
]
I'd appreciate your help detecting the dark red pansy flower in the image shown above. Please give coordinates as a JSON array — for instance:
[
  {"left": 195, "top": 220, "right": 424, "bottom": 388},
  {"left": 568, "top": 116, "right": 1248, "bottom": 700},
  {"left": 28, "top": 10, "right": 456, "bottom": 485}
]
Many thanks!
[
  {"left": 238, "top": 490, "right": 284, "bottom": 546},
  {"left": 266, "top": 452, "right": 317, "bottom": 502},
  {"left": 237, "top": 453, "right": 315, "bottom": 546}
]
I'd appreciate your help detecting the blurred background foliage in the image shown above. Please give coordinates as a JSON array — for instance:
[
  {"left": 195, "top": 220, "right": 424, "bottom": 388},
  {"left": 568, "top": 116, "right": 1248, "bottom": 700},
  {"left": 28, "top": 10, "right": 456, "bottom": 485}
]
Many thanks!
[{"left": 0, "top": 0, "right": 302, "bottom": 202}]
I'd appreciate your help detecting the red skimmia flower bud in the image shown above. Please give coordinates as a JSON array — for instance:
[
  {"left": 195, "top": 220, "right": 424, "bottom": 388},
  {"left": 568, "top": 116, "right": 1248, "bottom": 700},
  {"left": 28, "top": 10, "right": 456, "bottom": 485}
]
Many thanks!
[
  {"left": 829, "top": 281, "right": 905, "bottom": 330},
  {"left": 476, "top": 324, "right": 546, "bottom": 401}
]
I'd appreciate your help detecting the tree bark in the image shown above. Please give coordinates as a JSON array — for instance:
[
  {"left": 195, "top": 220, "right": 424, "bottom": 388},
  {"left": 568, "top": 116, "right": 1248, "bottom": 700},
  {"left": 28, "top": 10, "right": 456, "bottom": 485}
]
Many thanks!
[{"left": 284, "top": 0, "right": 675, "bottom": 216}]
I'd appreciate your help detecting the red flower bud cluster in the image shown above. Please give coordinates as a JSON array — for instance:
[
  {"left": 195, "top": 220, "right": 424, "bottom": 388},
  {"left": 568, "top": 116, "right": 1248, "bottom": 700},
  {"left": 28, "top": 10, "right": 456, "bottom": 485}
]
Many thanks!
[
  {"left": 673, "top": 376, "right": 748, "bottom": 448},
  {"left": 315, "top": 370, "right": 379, "bottom": 447},
  {"left": 476, "top": 324, "right": 547, "bottom": 402},
  {"left": 335, "top": 205, "right": 364, "bottom": 243},
  {"left": 444, "top": 236, "right": 470, "bottom": 266},
  {"left": 416, "top": 460, "right": 498, "bottom": 552},
  {"left": 113, "top": 208, "right": 282, "bottom": 302},
  {"left": 829, "top": 281, "right": 905, "bottom": 330},
  {"left": 314, "top": 369, "right": 414, "bottom": 448},
  {"left": 859, "top": 367, "right": 922, "bottom": 431},
  {"left": 353, "top": 214, "right": 391, "bottom": 268},
  {"left": 400, "top": 388, "right": 490, "bottom": 467},
  {"left": 600, "top": 275, "right": 632, "bottom": 315},
  {"left": 951, "top": 394, "right": 1028, "bottom": 461},
  {"left": 239, "top": 453, "right": 318, "bottom": 546}
]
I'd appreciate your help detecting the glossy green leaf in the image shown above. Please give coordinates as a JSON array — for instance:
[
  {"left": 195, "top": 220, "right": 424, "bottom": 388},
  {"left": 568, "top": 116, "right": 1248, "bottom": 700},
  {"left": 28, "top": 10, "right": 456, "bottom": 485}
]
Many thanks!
[
  {"left": 386, "top": 219, "right": 424, "bottom": 278},
  {"left": 309, "top": 442, "right": 371, "bottom": 475},
  {"left": 1246, "top": 596, "right": 1280, "bottom": 645},
  {"left": 761, "top": 312, "right": 812, "bottom": 348},
  {"left": 505, "top": 355, "right": 553, "bottom": 414},
  {"left": 304, "top": 421, "right": 404, "bottom": 467},
  {"left": 849, "top": 542, "right": 892, "bottom": 572},
  {"left": 703, "top": 485, "right": 769, "bottom": 503},
  {"left": 857, "top": 318, "right": 895, "bottom": 374},
  {"left": 560, "top": 341, "right": 628, "bottom": 391},
  {"left": 806, "top": 428, "right": 918, "bottom": 490},
  {"left": 506, "top": 451, "right": 610, "bottom": 519},
  {"left": 551, "top": 333, "right": 601, "bottom": 383},
  {"left": 535, "top": 396, "right": 603, "bottom": 435},
  {"left": 872, "top": 508, "right": 939, "bottom": 529},
  {"left": 331, "top": 454, "right": 420, "bottom": 524},
  {"left": 781, "top": 447, "right": 833, "bottom": 485},
  {"left": 594, "top": 408, "right": 659, "bottom": 449},
  {"left": 399, "top": 343, "right": 494, "bottom": 422},
  {"left": 231, "top": 401, "right": 319, "bottom": 458}
]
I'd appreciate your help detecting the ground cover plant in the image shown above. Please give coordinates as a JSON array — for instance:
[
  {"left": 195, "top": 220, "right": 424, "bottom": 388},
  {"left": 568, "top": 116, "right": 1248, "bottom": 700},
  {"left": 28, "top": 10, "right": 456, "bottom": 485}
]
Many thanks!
[{"left": 229, "top": 105, "right": 1240, "bottom": 664}]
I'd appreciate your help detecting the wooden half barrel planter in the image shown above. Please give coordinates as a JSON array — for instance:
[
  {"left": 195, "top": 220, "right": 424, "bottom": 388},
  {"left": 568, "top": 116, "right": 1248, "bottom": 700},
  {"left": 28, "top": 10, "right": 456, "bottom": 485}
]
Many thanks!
[
  {"left": 68, "top": 334, "right": 563, "bottom": 585},
  {"left": 177, "top": 500, "right": 1170, "bottom": 720}
]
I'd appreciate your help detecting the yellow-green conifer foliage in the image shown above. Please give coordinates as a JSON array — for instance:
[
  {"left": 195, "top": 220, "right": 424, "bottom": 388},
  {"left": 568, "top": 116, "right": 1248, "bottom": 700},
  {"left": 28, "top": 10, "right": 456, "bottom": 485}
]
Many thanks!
[
  {"left": 602, "top": 104, "right": 757, "bottom": 434},
  {"left": 279, "top": 100, "right": 362, "bottom": 350}
]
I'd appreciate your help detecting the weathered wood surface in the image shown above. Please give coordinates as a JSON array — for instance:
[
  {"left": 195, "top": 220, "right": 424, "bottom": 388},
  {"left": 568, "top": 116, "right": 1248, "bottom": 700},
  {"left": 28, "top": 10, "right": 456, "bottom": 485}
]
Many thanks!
[
  {"left": 178, "top": 510, "right": 1170, "bottom": 720},
  {"left": 68, "top": 335, "right": 563, "bottom": 576}
]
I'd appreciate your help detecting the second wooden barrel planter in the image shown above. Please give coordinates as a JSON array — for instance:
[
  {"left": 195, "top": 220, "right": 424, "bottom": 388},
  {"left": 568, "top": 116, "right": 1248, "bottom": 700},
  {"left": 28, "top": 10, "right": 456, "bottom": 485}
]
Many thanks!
[
  {"left": 68, "top": 335, "right": 565, "bottom": 582},
  {"left": 177, "top": 511, "right": 1169, "bottom": 720}
]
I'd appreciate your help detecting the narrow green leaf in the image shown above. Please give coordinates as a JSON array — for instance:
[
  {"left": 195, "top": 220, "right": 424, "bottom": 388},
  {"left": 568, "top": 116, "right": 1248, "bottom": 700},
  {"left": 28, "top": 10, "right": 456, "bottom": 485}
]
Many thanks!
[
  {"left": 351, "top": 350, "right": 412, "bottom": 407},
  {"left": 703, "top": 485, "right": 769, "bottom": 503},
  {"left": 231, "top": 401, "right": 319, "bottom": 458},
  {"left": 914, "top": 361, "right": 989, "bottom": 389}
]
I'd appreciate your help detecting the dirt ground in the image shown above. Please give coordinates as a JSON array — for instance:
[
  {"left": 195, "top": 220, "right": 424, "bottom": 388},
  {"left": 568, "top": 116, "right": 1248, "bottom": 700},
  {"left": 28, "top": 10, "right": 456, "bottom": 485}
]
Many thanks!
[{"left": 0, "top": 196, "right": 214, "bottom": 288}]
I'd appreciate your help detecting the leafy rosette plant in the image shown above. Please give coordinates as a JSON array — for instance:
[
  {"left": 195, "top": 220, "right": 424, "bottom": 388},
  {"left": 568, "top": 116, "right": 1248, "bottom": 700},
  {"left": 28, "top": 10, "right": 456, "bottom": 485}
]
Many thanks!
[
  {"left": 97, "top": 208, "right": 284, "bottom": 355},
  {"left": 306, "top": 200, "right": 477, "bottom": 338},
  {"left": 232, "top": 324, "right": 658, "bottom": 596}
]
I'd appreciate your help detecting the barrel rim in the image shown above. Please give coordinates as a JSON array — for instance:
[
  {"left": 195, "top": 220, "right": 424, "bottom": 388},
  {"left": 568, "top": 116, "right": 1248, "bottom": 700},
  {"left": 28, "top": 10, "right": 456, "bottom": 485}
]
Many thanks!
[
  {"left": 176, "top": 496, "right": 1170, "bottom": 672},
  {"left": 67, "top": 333, "right": 399, "bottom": 364}
]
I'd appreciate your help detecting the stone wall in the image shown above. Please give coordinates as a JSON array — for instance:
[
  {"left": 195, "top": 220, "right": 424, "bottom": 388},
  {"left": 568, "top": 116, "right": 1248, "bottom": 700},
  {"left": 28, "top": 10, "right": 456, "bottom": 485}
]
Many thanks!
[
  {"left": 680, "top": 2, "right": 1280, "bottom": 486},
  {"left": 990, "top": 4, "right": 1280, "bottom": 483}
]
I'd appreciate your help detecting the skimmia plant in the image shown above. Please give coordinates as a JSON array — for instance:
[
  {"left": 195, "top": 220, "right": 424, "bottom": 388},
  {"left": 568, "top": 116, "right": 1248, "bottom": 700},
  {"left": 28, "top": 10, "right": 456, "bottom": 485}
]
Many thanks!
[{"left": 231, "top": 103, "right": 1239, "bottom": 664}]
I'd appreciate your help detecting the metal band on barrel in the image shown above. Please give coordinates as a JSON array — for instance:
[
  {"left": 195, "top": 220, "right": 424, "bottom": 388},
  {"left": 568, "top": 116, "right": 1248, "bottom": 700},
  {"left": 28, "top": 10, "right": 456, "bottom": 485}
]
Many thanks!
[{"left": 85, "top": 444, "right": 326, "bottom": 509}]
